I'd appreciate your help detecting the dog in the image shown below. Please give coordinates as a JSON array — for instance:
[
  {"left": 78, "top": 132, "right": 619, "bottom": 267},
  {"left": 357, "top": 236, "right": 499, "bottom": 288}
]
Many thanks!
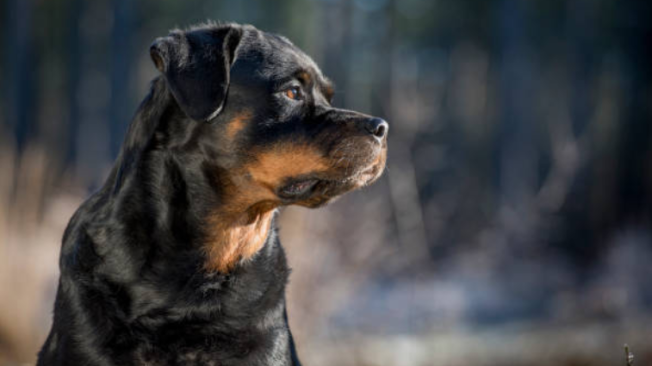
[{"left": 37, "top": 22, "right": 388, "bottom": 366}]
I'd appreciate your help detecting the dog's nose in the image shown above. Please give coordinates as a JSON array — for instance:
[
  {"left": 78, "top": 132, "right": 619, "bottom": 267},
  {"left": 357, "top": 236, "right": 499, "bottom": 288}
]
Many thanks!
[{"left": 364, "top": 117, "right": 389, "bottom": 140}]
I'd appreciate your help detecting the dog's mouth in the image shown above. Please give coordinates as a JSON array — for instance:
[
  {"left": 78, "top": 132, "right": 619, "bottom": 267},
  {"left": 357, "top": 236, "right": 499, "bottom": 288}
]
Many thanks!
[
  {"left": 275, "top": 146, "right": 387, "bottom": 205},
  {"left": 278, "top": 178, "right": 319, "bottom": 199},
  {"left": 277, "top": 177, "right": 344, "bottom": 205}
]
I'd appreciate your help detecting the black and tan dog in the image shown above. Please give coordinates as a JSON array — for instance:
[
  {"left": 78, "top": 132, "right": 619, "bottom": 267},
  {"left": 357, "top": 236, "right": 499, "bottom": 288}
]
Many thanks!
[{"left": 37, "top": 22, "right": 388, "bottom": 366}]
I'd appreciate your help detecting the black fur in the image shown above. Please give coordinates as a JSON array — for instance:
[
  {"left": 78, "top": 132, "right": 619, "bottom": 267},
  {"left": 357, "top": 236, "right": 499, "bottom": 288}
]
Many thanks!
[{"left": 38, "top": 22, "right": 388, "bottom": 366}]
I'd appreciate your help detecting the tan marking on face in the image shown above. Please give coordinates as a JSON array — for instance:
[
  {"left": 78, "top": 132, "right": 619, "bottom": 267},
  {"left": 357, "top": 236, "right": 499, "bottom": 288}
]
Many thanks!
[
  {"left": 347, "top": 146, "right": 387, "bottom": 190},
  {"left": 371, "top": 147, "right": 386, "bottom": 168},
  {"left": 367, "top": 147, "right": 387, "bottom": 181},
  {"left": 246, "top": 143, "right": 330, "bottom": 189},
  {"left": 225, "top": 111, "right": 251, "bottom": 140}
]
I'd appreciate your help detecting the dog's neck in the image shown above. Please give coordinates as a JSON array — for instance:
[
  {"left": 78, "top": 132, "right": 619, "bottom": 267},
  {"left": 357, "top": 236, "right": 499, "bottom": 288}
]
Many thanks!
[
  {"left": 204, "top": 202, "right": 277, "bottom": 273},
  {"left": 108, "top": 78, "right": 277, "bottom": 274}
]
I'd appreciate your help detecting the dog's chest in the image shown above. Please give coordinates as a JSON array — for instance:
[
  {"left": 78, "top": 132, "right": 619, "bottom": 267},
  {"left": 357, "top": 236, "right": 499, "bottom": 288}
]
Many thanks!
[
  {"left": 130, "top": 327, "right": 292, "bottom": 366},
  {"left": 136, "top": 349, "right": 220, "bottom": 366}
]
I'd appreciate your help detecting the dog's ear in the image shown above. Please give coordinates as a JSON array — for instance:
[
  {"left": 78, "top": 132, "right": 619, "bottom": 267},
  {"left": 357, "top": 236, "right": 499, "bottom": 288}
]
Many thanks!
[{"left": 150, "top": 26, "right": 243, "bottom": 122}]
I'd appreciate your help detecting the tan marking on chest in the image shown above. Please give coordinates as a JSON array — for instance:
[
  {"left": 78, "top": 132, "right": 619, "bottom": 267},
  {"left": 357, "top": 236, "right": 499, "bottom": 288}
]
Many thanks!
[
  {"left": 205, "top": 204, "right": 275, "bottom": 273},
  {"left": 247, "top": 144, "right": 330, "bottom": 188}
]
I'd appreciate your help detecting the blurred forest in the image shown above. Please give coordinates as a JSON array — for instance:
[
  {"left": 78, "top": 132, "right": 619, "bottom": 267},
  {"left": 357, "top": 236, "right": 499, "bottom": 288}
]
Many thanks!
[{"left": 1, "top": 0, "right": 652, "bottom": 365}]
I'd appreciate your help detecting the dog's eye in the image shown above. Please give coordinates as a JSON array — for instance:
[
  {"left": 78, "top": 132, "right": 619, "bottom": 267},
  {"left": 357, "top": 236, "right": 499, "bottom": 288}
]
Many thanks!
[{"left": 284, "top": 86, "right": 303, "bottom": 101}]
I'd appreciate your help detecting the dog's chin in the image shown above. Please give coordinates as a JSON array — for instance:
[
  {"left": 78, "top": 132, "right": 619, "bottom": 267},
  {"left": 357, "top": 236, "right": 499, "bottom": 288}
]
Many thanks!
[{"left": 278, "top": 149, "right": 387, "bottom": 208}]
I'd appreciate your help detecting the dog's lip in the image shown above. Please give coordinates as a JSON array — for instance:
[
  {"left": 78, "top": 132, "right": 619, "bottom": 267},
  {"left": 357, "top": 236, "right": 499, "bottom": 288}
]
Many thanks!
[{"left": 278, "top": 178, "right": 319, "bottom": 199}]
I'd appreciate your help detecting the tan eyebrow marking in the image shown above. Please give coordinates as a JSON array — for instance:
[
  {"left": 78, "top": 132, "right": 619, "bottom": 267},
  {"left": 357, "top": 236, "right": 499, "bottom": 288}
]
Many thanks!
[
  {"left": 298, "top": 71, "right": 312, "bottom": 84},
  {"left": 323, "top": 84, "right": 334, "bottom": 103}
]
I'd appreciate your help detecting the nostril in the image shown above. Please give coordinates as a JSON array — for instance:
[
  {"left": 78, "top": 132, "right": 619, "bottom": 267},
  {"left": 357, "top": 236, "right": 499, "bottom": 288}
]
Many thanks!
[
  {"left": 375, "top": 122, "right": 388, "bottom": 138},
  {"left": 365, "top": 118, "right": 389, "bottom": 139}
]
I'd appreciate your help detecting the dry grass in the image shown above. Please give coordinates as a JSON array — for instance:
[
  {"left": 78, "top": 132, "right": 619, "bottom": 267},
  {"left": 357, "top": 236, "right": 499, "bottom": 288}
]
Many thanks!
[{"left": 0, "top": 139, "right": 83, "bottom": 364}]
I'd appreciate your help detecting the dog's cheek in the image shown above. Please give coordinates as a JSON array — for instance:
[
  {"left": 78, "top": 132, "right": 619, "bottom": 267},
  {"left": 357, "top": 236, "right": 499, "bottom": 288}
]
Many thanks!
[{"left": 246, "top": 143, "right": 330, "bottom": 189}]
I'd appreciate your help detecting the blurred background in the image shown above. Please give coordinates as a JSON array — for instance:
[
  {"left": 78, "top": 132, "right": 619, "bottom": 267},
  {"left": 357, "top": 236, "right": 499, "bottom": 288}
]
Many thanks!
[{"left": 1, "top": 0, "right": 652, "bottom": 365}]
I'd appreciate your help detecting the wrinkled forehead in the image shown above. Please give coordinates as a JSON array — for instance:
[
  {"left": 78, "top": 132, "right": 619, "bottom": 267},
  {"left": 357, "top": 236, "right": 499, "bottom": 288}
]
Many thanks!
[{"left": 234, "top": 28, "right": 331, "bottom": 89}]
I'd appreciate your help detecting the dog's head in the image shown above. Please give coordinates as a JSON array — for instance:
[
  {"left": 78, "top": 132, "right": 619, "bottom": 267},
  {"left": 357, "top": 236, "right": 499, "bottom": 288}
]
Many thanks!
[{"left": 149, "top": 23, "right": 387, "bottom": 214}]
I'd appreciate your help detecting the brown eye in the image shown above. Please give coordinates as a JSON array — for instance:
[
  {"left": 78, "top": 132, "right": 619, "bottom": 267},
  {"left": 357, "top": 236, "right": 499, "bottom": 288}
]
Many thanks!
[{"left": 285, "top": 86, "right": 302, "bottom": 100}]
